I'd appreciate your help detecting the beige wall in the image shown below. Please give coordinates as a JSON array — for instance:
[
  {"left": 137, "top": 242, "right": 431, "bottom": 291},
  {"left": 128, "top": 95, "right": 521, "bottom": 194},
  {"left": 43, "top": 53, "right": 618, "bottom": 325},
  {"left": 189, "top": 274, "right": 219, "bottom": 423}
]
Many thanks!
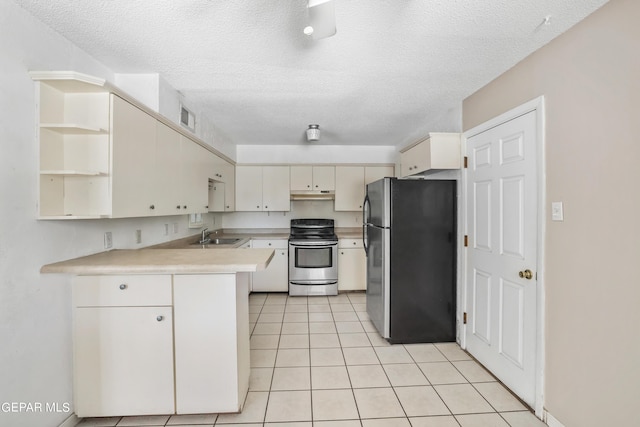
[{"left": 463, "top": 1, "right": 640, "bottom": 425}]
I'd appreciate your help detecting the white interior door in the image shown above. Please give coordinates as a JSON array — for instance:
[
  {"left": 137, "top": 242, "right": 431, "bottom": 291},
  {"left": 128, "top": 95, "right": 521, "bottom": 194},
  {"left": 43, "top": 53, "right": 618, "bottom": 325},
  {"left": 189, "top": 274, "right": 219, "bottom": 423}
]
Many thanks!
[{"left": 465, "top": 110, "right": 538, "bottom": 406}]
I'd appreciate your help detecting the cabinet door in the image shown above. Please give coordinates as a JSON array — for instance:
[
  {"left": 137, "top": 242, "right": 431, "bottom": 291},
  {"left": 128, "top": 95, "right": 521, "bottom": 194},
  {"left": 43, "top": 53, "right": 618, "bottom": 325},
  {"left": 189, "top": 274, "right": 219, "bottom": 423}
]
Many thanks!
[
  {"left": 235, "top": 166, "right": 263, "bottom": 211},
  {"left": 313, "top": 166, "right": 335, "bottom": 191},
  {"left": 74, "top": 306, "right": 174, "bottom": 417},
  {"left": 365, "top": 166, "right": 394, "bottom": 185},
  {"left": 174, "top": 274, "right": 249, "bottom": 414},
  {"left": 251, "top": 240, "right": 289, "bottom": 292},
  {"left": 335, "top": 166, "right": 364, "bottom": 211},
  {"left": 290, "top": 166, "right": 312, "bottom": 191},
  {"left": 223, "top": 161, "right": 236, "bottom": 211},
  {"left": 338, "top": 248, "right": 366, "bottom": 291},
  {"left": 208, "top": 181, "right": 226, "bottom": 212},
  {"left": 155, "top": 122, "right": 182, "bottom": 216},
  {"left": 110, "top": 95, "right": 157, "bottom": 218},
  {"left": 400, "top": 142, "right": 428, "bottom": 177},
  {"left": 262, "top": 166, "right": 290, "bottom": 211},
  {"left": 181, "top": 139, "right": 209, "bottom": 214}
]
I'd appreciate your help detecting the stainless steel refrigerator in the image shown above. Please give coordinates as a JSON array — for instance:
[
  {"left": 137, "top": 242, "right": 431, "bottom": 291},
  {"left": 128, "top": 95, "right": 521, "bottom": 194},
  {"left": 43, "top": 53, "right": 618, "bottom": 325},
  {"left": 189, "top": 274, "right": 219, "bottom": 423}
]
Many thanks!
[{"left": 363, "top": 177, "right": 456, "bottom": 344}]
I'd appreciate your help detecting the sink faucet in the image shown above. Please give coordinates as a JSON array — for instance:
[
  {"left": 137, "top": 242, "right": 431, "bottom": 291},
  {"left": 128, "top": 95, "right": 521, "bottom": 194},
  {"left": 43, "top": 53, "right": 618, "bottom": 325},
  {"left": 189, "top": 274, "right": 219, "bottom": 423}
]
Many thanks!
[{"left": 200, "top": 228, "right": 210, "bottom": 243}]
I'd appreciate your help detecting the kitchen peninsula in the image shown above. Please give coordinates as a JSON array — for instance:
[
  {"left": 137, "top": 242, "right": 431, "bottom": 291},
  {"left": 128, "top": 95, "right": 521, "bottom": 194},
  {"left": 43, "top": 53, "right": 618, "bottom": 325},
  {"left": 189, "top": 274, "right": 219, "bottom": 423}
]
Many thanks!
[{"left": 41, "top": 247, "right": 274, "bottom": 418}]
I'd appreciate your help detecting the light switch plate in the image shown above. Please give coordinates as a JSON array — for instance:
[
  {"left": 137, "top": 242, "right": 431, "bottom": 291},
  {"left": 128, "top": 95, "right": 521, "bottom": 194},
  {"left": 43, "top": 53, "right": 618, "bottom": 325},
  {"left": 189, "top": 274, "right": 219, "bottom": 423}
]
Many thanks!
[{"left": 551, "top": 202, "right": 564, "bottom": 221}]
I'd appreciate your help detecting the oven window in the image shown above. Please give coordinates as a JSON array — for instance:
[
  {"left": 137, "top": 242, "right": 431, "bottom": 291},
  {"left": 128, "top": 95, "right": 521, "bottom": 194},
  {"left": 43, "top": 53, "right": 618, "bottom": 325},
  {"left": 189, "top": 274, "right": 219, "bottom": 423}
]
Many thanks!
[{"left": 295, "top": 247, "right": 333, "bottom": 268}]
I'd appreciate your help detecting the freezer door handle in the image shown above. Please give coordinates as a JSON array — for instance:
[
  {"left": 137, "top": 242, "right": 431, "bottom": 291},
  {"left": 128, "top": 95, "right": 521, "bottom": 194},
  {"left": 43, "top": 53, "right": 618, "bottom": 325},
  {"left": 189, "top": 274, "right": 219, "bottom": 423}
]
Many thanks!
[{"left": 362, "top": 195, "right": 370, "bottom": 256}]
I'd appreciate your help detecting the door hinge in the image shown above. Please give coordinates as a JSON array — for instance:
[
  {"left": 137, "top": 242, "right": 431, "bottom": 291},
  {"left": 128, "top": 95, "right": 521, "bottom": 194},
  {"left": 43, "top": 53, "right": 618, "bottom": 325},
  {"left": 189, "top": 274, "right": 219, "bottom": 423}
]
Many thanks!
[
  {"left": 463, "top": 312, "right": 467, "bottom": 324},
  {"left": 464, "top": 235, "right": 468, "bottom": 247},
  {"left": 463, "top": 156, "right": 468, "bottom": 168}
]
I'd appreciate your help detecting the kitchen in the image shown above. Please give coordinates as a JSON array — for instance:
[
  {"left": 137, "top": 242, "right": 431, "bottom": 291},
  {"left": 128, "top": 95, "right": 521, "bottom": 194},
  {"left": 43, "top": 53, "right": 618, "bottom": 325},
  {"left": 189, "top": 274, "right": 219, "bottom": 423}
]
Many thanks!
[{"left": 1, "top": 1, "right": 639, "bottom": 427}]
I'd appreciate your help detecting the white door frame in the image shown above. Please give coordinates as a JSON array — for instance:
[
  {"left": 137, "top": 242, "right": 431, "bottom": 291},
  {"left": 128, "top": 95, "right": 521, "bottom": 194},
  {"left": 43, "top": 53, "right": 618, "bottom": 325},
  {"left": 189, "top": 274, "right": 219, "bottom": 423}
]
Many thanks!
[{"left": 460, "top": 96, "right": 546, "bottom": 417}]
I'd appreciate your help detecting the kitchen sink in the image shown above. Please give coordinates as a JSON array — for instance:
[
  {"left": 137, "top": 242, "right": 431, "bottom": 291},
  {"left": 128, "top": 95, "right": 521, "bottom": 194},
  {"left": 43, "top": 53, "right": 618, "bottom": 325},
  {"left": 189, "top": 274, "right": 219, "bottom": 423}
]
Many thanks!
[{"left": 192, "top": 237, "right": 243, "bottom": 246}]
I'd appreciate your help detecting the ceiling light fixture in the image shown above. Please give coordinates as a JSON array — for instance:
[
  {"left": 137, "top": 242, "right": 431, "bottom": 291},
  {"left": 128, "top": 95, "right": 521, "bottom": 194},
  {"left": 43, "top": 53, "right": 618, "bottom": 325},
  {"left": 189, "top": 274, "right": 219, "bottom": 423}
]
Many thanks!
[
  {"left": 305, "top": 0, "right": 336, "bottom": 40},
  {"left": 306, "top": 124, "right": 320, "bottom": 141}
]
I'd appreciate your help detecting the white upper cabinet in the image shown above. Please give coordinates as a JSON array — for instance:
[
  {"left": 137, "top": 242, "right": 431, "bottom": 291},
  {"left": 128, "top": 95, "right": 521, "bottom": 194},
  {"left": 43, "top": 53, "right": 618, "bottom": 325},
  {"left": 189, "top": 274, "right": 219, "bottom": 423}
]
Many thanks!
[
  {"left": 335, "top": 167, "right": 365, "bottom": 211},
  {"left": 32, "top": 72, "right": 230, "bottom": 220},
  {"left": 335, "top": 166, "right": 395, "bottom": 212},
  {"left": 365, "top": 165, "right": 394, "bottom": 185},
  {"left": 111, "top": 95, "right": 158, "bottom": 218},
  {"left": 236, "top": 166, "right": 290, "bottom": 212},
  {"left": 399, "top": 133, "right": 461, "bottom": 177},
  {"left": 290, "top": 166, "right": 335, "bottom": 191}
]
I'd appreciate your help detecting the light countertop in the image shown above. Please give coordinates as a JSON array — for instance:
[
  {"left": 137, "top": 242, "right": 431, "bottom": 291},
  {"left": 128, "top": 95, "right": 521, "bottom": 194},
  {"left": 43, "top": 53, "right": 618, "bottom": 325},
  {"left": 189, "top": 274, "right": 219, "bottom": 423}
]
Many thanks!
[{"left": 40, "top": 248, "right": 274, "bottom": 275}]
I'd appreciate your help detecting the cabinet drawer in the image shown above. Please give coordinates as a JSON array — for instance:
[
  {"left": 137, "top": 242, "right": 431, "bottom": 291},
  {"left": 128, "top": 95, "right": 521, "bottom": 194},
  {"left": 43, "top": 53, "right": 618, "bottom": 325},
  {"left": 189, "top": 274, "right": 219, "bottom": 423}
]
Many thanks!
[
  {"left": 251, "top": 239, "right": 288, "bottom": 249},
  {"left": 339, "top": 238, "right": 364, "bottom": 249},
  {"left": 73, "top": 275, "right": 172, "bottom": 307}
]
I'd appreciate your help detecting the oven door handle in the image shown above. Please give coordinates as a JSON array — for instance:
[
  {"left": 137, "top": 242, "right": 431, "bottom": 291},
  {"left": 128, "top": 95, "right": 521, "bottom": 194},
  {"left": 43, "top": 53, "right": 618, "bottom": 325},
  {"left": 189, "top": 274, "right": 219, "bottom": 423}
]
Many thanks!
[
  {"left": 289, "top": 281, "right": 338, "bottom": 286},
  {"left": 289, "top": 241, "right": 338, "bottom": 247}
]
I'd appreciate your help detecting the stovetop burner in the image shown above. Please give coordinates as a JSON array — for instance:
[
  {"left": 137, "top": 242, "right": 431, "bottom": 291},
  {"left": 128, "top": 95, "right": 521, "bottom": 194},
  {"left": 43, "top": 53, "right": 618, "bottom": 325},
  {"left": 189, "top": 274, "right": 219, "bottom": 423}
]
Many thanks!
[{"left": 289, "top": 218, "right": 337, "bottom": 241}]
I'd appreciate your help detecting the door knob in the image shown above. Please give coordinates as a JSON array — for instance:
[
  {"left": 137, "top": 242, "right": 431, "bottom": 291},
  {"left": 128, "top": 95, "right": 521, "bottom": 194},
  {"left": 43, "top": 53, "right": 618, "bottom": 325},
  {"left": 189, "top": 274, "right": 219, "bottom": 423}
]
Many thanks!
[{"left": 519, "top": 269, "right": 533, "bottom": 280}]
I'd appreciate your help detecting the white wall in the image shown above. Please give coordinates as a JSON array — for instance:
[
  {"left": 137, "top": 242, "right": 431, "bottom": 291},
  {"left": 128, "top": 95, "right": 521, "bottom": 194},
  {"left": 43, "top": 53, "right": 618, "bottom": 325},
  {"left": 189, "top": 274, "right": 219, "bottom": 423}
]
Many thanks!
[
  {"left": 222, "top": 201, "right": 363, "bottom": 229},
  {"left": 0, "top": 3, "right": 220, "bottom": 426},
  {"left": 463, "top": 1, "right": 640, "bottom": 425},
  {"left": 236, "top": 144, "right": 397, "bottom": 164}
]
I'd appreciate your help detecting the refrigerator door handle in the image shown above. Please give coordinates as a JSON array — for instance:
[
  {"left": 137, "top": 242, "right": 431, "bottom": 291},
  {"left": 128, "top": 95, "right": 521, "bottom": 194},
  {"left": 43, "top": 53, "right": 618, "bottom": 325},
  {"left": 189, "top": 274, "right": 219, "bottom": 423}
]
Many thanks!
[
  {"left": 363, "top": 224, "right": 369, "bottom": 256},
  {"left": 362, "top": 195, "right": 370, "bottom": 255}
]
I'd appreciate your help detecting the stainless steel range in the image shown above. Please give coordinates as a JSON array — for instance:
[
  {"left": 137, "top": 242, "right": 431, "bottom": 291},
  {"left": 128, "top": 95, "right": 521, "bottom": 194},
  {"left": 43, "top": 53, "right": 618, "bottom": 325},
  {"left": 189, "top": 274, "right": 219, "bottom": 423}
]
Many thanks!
[{"left": 288, "top": 219, "right": 338, "bottom": 296}]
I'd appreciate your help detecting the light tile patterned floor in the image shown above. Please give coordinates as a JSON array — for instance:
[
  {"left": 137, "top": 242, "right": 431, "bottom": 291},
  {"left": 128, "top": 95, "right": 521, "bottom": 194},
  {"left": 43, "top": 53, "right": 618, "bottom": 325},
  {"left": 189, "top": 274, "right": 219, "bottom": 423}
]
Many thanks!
[{"left": 78, "top": 292, "right": 546, "bottom": 427}]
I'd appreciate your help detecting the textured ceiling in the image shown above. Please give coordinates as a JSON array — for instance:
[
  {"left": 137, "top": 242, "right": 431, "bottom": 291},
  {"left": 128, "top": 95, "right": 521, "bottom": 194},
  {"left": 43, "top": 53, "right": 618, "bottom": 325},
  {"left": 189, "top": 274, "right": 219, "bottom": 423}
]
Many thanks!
[{"left": 15, "top": 0, "right": 609, "bottom": 147}]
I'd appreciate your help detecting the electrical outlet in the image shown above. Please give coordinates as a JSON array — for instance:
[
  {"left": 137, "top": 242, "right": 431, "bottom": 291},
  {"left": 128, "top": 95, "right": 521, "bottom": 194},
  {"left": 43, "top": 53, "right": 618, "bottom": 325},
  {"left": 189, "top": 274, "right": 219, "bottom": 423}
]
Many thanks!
[
  {"left": 104, "top": 232, "right": 113, "bottom": 249},
  {"left": 164, "top": 224, "right": 169, "bottom": 236},
  {"left": 173, "top": 222, "right": 179, "bottom": 234},
  {"left": 135, "top": 229, "right": 142, "bottom": 244}
]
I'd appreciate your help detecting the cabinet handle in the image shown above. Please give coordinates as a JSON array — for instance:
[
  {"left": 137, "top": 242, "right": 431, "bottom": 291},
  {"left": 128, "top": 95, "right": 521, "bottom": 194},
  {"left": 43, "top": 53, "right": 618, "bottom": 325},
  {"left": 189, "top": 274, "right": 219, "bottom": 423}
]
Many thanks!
[
  {"left": 119, "top": 284, "right": 127, "bottom": 290},
  {"left": 176, "top": 205, "right": 181, "bottom": 209},
  {"left": 156, "top": 315, "right": 164, "bottom": 322},
  {"left": 149, "top": 205, "right": 155, "bottom": 210}
]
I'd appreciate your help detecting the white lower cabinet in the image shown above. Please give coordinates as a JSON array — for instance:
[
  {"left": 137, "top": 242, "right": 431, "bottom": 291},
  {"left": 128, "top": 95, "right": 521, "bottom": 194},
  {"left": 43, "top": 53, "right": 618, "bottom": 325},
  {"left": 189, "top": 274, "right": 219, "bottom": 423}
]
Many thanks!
[
  {"left": 251, "top": 239, "right": 288, "bottom": 292},
  {"left": 72, "top": 275, "right": 174, "bottom": 417},
  {"left": 338, "top": 239, "right": 366, "bottom": 291},
  {"left": 173, "top": 274, "right": 250, "bottom": 414},
  {"left": 72, "top": 273, "right": 250, "bottom": 417}
]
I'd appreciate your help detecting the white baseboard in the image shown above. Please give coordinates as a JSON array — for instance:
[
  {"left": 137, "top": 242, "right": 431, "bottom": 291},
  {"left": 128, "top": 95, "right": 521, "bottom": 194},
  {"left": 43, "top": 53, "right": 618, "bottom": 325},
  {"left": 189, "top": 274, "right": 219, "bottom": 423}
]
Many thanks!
[
  {"left": 544, "top": 410, "right": 566, "bottom": 427},
  {"left": 58, "top": 413, "right": 80, "bottom": 427}
]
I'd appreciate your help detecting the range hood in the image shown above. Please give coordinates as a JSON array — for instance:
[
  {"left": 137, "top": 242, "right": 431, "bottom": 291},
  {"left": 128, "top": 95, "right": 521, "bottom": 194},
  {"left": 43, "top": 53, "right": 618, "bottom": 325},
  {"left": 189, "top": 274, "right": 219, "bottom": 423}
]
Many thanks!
[{"left": 290, "top": 190, "right": 335, "bottom": 201}]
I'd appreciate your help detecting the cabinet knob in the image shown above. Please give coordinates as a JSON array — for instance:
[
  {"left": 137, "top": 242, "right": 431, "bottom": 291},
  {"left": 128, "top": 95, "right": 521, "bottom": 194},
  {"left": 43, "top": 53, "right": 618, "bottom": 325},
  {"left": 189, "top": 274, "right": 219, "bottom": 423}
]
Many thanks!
[
  {"left": 205, "top": 205, "right": 209, "bottom": 209},
  {"left": 315, "top": 185, "right": 318, "bottom": 188},
  {"left": 307, "top": 185, "right": 311, "bottom": 188},
  {"left": 353, "top": 241, "right": 356, "bottom": 245},
  {"left": 183, "top": 205, "right": 187, "bottom": 209},
  {"left": 268, "top": 243, "right": 272, "bottom": 246},
  {"left": 149, "top": 205, "right": 155, "bottom": 210},
  {"left": 119, "top": 284, "right": 127, "bottom": 290},
  {"left": 265, "top": 206, "right": 268, "bottom": 209},
  {"left": 257, "top": 206, "right": 260, "bottom": 209},
  {"left": 341, "top": 251, "right": 344, "bottom": 255},
  {"left": 176, "top": 205, "right": 181, "bottom": 209},
  {"left": 226, "top": 205, "right": 230, "bottom": 209},
  {"left": 156, "top": 315, "right": 164, "bottom": 322}
]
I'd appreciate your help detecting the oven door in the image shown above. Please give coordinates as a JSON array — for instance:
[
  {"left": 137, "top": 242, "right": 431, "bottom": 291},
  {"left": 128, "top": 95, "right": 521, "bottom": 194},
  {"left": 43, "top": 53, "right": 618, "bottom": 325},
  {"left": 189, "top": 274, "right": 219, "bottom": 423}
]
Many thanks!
[{"left": 288, "top": 240, "right": 338, "bottom": 284}]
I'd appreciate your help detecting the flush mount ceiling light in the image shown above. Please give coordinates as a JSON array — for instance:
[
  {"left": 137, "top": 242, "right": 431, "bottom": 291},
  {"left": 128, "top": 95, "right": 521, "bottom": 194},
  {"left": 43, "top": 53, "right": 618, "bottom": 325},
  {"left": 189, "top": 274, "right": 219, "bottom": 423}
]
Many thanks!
[
  {"left": 304, "top": 0, "right": 336, "bottom": 40},
  {"left": 306, "top": 124, "right": 320, "bottom": 141}
]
